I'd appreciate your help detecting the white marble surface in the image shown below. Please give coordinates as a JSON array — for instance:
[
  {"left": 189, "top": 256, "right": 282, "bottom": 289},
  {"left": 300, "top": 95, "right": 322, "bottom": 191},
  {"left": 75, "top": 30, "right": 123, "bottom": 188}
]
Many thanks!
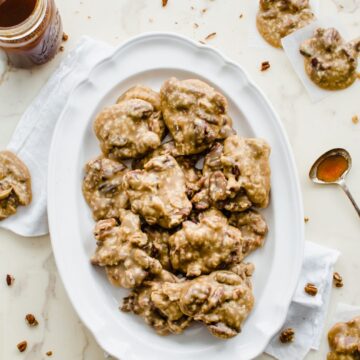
[{"left": 0, "top": 0, "right": 359, "bottom": 359}]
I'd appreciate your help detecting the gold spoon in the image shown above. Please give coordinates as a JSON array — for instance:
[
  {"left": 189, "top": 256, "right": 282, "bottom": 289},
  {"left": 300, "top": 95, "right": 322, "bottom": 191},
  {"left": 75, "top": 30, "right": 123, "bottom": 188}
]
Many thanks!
[{"left": 309, "top": 148, "right": 360, "bottom": 217}]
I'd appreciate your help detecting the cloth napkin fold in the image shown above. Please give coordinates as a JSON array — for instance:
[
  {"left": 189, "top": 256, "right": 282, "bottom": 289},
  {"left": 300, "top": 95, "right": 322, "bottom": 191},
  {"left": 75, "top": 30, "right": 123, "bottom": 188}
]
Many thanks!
[
  {"left": 0, "top": 37, "right": 113, "bottom": 237},
  {"left": 0, "top": 38, "right": 340, "bottom": 360},
  {"left": 265, "top": 241, "right": 339, "bottom": 360}
]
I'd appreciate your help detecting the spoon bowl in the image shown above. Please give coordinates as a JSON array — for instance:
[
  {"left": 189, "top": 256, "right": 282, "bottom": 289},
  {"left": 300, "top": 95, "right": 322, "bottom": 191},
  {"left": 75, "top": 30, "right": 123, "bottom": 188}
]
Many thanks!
[
  {"left": 309, "top": 148, "right": 360, "bottom": 218},
  {"left": 309, "top": 148, "right": 351, "bottom": 185}
]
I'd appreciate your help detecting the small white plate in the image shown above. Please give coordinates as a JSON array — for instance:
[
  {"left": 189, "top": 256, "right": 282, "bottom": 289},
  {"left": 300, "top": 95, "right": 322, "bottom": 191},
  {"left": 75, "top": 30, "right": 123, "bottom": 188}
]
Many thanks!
[{"left": 48, "top": 32, "right": 304, "bottom": 360}]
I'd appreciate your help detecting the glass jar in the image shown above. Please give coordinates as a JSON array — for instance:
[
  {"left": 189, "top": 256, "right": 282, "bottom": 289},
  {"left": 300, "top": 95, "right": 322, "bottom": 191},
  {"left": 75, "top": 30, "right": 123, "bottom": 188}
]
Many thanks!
[{"left": 0, "top": 0, "right": 63, "bottom": 68}]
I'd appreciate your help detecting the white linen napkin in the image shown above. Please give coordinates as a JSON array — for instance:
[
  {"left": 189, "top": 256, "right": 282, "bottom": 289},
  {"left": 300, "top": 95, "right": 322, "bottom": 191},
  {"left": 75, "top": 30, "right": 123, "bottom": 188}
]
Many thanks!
[
  {"left": 265, "top": 241, "right": 340, "bottom": 360},
  {"left": 0, "top": 37, "right": 113, "bottom": 237},
  {"left": 0, "top": 37, "right": 340, "bottom": 360}
]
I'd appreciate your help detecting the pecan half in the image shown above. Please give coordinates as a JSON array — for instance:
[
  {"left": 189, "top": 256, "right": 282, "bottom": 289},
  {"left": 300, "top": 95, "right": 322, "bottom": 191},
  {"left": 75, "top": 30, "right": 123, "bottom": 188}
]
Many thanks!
[
  {"left": 333, "top": 272, "right": 343, "bottom": 288},
  {"left": 25, "top": 314, "right": 39, "bottom": 327},
  {"left": 6, "top": 274, "right": 14, "bottom": 286},
  {"left": 46, "top": 351, "right": 53, "bottom": 356},
  {"left": 279, "top": 328, "right": 295, "bottom": 343},
  {"left": 17, "top": 341, "right": 27, "bottom": 352},
  {"left": 261, "top": 61, "right": 271, "bottom": 71},
  {"left": 304, "top": 283, "right": 318, "bottom": 296}
]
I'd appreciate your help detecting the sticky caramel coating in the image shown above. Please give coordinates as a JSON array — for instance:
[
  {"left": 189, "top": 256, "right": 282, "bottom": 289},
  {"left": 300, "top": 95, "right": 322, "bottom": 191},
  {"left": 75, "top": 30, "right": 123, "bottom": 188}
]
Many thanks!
[
  {"left": 121, "top": 270, "right": 191, "bottom": 335},
  {"left": 91, "top": 211, "right": 162, "bottom": 288},
  {"left": 169, "top": 208, "right": 244, "bottom": 277},
  {"left": 117, "top": 85, "right": 166, "bottom": 138},
  {"left": 143, "top": 225, "right": 172, "bottom": 271},
  {"left": 94, "top": 97, "right": 164, "bottom": 160},
  {"left": 82, "top": 156, "right": 129, "bottom": 220},
  {"left": 300, "top": 28, "right": 360, "bottom": 90},
  {"left": 132, "top": 141, "right": 202, "bottom": 198},
  {"left": 192, "top": 142, "right": 252, "bottom": 212},
  {"left": 160, "top": 78, "right": 234, "bottom": 155},
  {"left": 257, "top": 0, "right": 315, "bottom": 48},
  {"left": 327, "top": 316, "right": 360, "bottom": 359},
  {"left": 123, "top": 155, "right": 192, "bottom": 229},
  {"left": 229, "top": 209, "right": 268, "bottom": 258},
  {"left": 0, "top": 151, "right": 32, "bottom": 220},
  {"left": 192, "top": 138, "right": 270, "bottom": 211},
  {"left": 222, "top": 136, "right": 271, "bottom": 208},
  {"left": 131, "top": 141, "right": 178, "bottom": 169},
  {"left": 162, "top": 270, "right": 254, "bottom": 339}
]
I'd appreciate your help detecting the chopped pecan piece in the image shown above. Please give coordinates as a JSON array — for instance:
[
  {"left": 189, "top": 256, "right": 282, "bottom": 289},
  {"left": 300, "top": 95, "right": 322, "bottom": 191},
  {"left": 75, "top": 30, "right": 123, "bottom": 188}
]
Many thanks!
[
  {"left": 204, "top": 32, "right": 217, "bottom": 41},
  {"left": 6, "top": 274, "right": 14, "bottom": 286},
  {"left": 17, "top": 341, "right": 27, "bottom": 352},
  {"left": 333, "top": 272, "right": 343, "bottom": 288},
  {"left": 261, "top": 61, "right": 271, "bottom": 71},
  {"left": 25, "top": 314, "right": 39, "bottom": 327},
  {"left": 279, "top": 328, "right": 295, "bottom": 343}
]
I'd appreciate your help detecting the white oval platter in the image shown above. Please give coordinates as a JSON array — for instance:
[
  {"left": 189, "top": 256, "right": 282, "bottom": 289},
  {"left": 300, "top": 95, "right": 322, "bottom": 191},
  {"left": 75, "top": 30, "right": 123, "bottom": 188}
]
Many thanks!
[{"left": 48, "top": 32, "right": 304, "bottom": 360}]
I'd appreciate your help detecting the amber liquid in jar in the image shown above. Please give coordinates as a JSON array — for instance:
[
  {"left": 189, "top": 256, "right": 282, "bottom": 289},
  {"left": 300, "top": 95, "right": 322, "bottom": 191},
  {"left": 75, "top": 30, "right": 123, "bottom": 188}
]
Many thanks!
[{"left": 0, "top": 0, "right": 63, "bottom": 68}]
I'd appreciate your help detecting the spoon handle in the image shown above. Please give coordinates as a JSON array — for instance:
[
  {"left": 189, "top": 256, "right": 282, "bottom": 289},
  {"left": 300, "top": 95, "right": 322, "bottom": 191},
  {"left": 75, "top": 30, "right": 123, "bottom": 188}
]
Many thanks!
[{"left": 339, "top": 182, "right": 360, "bottom": 218}]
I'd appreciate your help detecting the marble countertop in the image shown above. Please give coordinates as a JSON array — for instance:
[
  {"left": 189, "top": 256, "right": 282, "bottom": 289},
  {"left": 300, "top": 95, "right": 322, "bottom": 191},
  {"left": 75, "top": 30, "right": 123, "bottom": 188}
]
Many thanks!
[{"left": 1, "top": 0, "right": 359, "bottom": 359}]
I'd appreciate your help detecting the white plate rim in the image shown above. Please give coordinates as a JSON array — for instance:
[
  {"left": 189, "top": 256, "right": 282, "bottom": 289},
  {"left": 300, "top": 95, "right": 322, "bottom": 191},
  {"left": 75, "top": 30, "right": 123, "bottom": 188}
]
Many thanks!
[{"left": 48, "top": 32, "right": 304, "bottom": 360}]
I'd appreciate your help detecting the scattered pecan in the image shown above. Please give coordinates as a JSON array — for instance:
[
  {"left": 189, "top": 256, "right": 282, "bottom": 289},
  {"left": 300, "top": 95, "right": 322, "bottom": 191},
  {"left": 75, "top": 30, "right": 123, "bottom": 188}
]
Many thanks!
[
  {"left": 162, "top": 0, "right": 168, "bottom": 7},
  {"left": 201, "top": 8, "right": 207, "bottom": 14},
  {"left": 17, "top": 341, "right": 27, "bottom": 353},
  {"left": 304, "top": 283, "right": 318, "bottom": 296},
  {"left": 6, "top": 274, "right": 14, "bottom": 286},
  {"left": 311, "top": 57, "right": 319, "bottom": 68},
  {"left": 62, "top": 32, "right": 69, "bottom": 42},
  {"left": 193, "top": 23, "right": 199, "bottom": 29},
  {"left": 279, "top": 328, "right": 295, "bottom": 343},
  {"left": 204, "top": 32, "right": 217, "bottom": 41},
  {"left": 352, "top": 115, "right": 359, "bottom": 125},
  {"left": 304, "top": 217, "right": 309, "bottom": 223},
  {"left": 59, "top": 46, "right": 64, "bottom": 52},
  {"left": 46, "top": 351, "right": 53, "bottom": 356},
  {"left": 261, "top": 61, "right": 271, "bottom": 72},
  {"left": 333, "top": 272, "right": 343, "bottom": 288},
  {"left": 239, "top": 14, "right": 243, "bottom": 19},
  {"left": 25, "top": 314, "right": 39, "bottom": 327}
]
